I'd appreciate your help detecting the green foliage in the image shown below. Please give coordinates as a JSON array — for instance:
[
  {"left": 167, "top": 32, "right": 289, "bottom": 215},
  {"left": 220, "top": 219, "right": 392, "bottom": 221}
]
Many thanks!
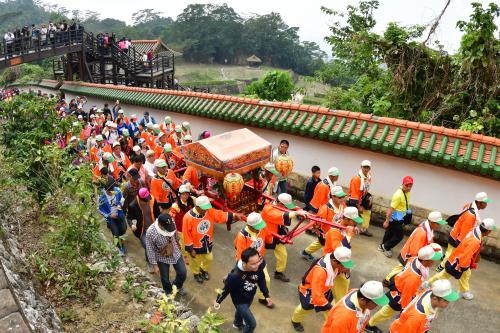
[
  {"left": 321, "top": 1, "right": 499, "bottom": 137},
  {"left": 244, "top": 70, "right": 294, "bottom": 101},
  {"left": 0, "top": 93, "right": 111, "bottom": 301},
  {"left": 196, "top": 309, "right": 225, "bottom": 333},
  {"left": 141, "top": 290, "right": 190, "bottom": 333}
]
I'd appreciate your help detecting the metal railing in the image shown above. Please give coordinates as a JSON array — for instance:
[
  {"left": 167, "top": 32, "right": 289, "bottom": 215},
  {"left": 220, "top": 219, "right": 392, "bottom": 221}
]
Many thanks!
[{"left": 1, "top": 28, "right": 84, "bottom": 64}]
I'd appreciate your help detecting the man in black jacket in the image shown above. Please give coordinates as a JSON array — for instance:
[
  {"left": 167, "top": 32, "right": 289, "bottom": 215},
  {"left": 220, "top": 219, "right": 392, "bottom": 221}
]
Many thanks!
[{"left": 214, "top": 248, "right": 272, "bottom": 333}]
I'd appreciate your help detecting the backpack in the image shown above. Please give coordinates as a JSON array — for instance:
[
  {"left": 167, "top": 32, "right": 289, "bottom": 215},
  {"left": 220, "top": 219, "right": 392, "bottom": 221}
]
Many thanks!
[{"left": 446, "top": 204, "right": 475, "bottom": 227}]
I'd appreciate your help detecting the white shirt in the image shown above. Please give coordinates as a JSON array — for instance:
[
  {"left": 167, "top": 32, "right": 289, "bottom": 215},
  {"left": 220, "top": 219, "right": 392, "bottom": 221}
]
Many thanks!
[{"left": 144, "top": 161, "right": 155, "bottom": 178}]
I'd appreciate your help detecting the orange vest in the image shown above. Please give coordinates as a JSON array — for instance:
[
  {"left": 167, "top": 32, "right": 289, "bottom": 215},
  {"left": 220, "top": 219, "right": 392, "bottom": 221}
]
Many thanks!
[
  {"left": 309, "top": 179, "right": 330, "bottom": 213},
  {"left": 399, "top": 222, "right": 432, "bottom": 265},
  {"left": 89, "top": 144, "right": 111, "bottom": 163},
  {"left": 321, "top": 290, "right": 370, "bottom": 333},
  {"left": 234, "top": 226, "right": 270, "bottom": 260},
  {"left": 324, "top": 227, "right": 350, "bottom": 254},
  {"left": 449, "top": 203, "right": 477, "bottom": 247},
  {"left": 317, "top": 201, "right": 345, "bottom": 236},
  {"left": 183, "top": 166, "right": 200, "bottom": 188},
  {"left": 182, "top": 208, "right": 233, "bottom": 254},
  {"left": 261, "top": 203, "right": 292, "bottom": 241},
  {"left": 299, "top": 257, "right": 334, "bottom": 309},
  {"left": 150, "top": 171, "right": 180, "bottom": 204},
  {"left": 390, "top": 257, "right": 425, "bottom": 310},
  {"left": 445, "top": 226, "right": 481, "bottom": 278},
  {"left": 390, "top": 290, "right": 435, "bottom": 333}
]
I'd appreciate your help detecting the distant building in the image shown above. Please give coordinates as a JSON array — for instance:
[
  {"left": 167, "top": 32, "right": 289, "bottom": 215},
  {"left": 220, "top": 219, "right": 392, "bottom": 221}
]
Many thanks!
[{"left": 246, "top": 54, "right": 262, "bottom": 68}]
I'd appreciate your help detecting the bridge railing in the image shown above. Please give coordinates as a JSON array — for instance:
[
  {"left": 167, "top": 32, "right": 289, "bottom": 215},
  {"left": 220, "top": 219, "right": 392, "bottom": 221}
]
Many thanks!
[{"left": 1, "top": 28, "right": 84, "bottom": 65}]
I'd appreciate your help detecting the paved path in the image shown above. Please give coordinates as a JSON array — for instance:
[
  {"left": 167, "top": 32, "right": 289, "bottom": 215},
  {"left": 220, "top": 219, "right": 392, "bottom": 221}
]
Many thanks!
[
  {"left": 0, "top": 266, "right": 31, "bottom": 333},
  {"left": 120, "top": 222, "right": 500, "bottom": 333}
]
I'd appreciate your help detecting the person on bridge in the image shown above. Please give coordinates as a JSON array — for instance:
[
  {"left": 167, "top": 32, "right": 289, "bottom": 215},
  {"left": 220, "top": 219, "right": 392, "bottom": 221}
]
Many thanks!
[
  {"left": 348, "top": 160, "right": 373, "bottom": 236},
  {"left": 182, "top": 195, "right": 235, "bottom": 284},
  {"left": 389, "top": 279, "right": 459, "bottom": 333},
  {"left": 437, "top": 192, "right": 491, "bottom": 272},
  {"left": 379, "top": 176, "right": 414, "bottom": 258},
  {"left": 428, "top": 218, "right": 496, "bottom": 300},
  {"left": 261, "top": 193, "right": 308, "bottom": 282},
  {"left": 384, "top": 211, "right": 446, "bottom": 284},
  {"left": 291, "top": 246, "right": 353, "bottom": 332},
  {"left": 214, "top": 247, "right": 271, "bottom": 333},
  {"left": 234, "top": 212, "right": 273, "bottom": 309},
  {"left": 365, "top": 243, "right": 443, "bottom": 333},
  {"left": 301, "top": 185, "right": 347, "bottom": 262},
  {"left": 308, "top": 167, "right": 340, "bottom": 214},
  {"left": 321, "top": 280, "right": 389, "bottom": 333}
]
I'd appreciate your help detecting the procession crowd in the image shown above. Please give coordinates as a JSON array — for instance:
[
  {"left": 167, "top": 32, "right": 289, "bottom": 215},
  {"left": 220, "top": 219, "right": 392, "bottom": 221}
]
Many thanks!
[{"left": 15, "top": 91, "right": 497, "bottom": 333}]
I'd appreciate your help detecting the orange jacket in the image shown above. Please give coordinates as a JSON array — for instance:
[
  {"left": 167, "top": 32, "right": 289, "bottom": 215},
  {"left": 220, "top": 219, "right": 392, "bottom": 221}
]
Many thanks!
[
  {"left": 182, "top": 208, "right": 233, "bottom": 254},
  {"left": 349, "top": 175, "right": 363, "bottom": 201},
  {"left": 324, "top": 228, "right": 350, "bottom": 254},
  {"left": 149, "top": 171, "right": 181, "bottom": 204},
  {"left": 298, "top": 257, "right": 334, "bottom": 310},
  {"left": 321, "top": 289, "right": 369, "bottom": 333},
  {"left": 89, "top": 144, "right": 111, "bottom": 163},
  {"left": 449, "top": 203, "right": 477, "bottom": 247},
  {"left": 111, "top": 152, "right": 131, "bottom": 174},
  {"left": 390, "top": 257, "right": 425, "bottom": 310},
  {"left": 141, "top": 131, "right": 157, "bottom": 150},
  {"left": 309, "top": 179, "right": 331, "bottom": 213},
  {"left": 399, "top": 222, "right": 432, "bottom": 265},
  {"left": 234, "top": 226, "right": 270, "bottom": 260},
  {"left": 317, "top": 201, "right": 345, "bottom": 236},
  {"left": 261, "top": 203, "right": 292, "bottom": 242},
  {"left": 390, "top": 289, "right": 434, "bottom": 333},
  {"left": 246, "top": 175, "right": 275, "bottom": 206},
  {"left": 183, "top": 166, "right": 200, "bottom": 188},
  {"left": 93, "top": 161, "right": 119, "bottom": 180},
  {"left": 445, "top": 226, "right": 482, "bottom": 279}
]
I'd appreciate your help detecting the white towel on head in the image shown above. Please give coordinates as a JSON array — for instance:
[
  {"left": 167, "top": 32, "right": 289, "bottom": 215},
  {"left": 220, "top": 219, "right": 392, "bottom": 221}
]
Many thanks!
[{"left": 324, "top": 253, "right": 338, "bottom": 287}]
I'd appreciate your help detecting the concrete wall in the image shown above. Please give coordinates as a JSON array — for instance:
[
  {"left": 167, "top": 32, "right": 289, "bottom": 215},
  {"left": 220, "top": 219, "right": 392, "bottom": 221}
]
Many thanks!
[{"left": 29, "top": 86, "right": 500, "bottom": 259}]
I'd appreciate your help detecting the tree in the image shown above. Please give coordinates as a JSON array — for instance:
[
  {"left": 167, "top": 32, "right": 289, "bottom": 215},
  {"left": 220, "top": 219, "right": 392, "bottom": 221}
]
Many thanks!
[
  {"left": 244, "top": 70, "right": 295, "bottom": 101},
  {"left": 132, "top": 9, "right": 163, "bottom": 25}
]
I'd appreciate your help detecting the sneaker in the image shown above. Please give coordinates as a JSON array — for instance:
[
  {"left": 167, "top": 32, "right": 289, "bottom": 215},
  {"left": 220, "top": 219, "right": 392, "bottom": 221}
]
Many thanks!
[
  {"left": 300, "top": 250, "right": 316, "bottom": 262},
  {"left": 232, "top": 324, "right": 243, "bottom": 331},
  {"left": 360, "top": 230, "right": 373, "bottom": 237},
  {"left": 365, "top": 324, "right": 383, "bottom": 333},
  {"left": 194, "top": 274, "right": 204, "bottom": 284},
  {"left": 461, "top": 291, "right": 474, "bottom": 300},
  {"left": 379, "top": 244, "right": 392, "bottom": 258},
  {"left": 201, "top": 269, "right": 210, "bottom": 280},
  {"left": 291, "top": 321, "right": 304, "bottom": 332},
  {"left": 177, "top": 288, "right": 186, "bottom": 296},
  {"left": 258, "top": 298, "right": 275, "bottom": 309},
  {"left": 118, "top": 246, "right": 125, "bottom": 256},
  {"left": 274, "top": 271, "right": 290, "bottom": 282},
  {"left": 436, "top": 264, "right": 444, "bottom": 272}
]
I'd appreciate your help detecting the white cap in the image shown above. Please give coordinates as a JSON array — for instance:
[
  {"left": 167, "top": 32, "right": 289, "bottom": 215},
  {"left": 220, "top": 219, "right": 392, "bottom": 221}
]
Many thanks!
[
  {"left": 361, "top": 160, "right": 372, "bottom": 167},
  {"left": 331, "top": 185, "right": 347, "bottom": 197},
  {"left": 118, "top": 110, "right": 124, "bottom": 114},
  {"left": 133, "top": 145, "right": 141, "bottom": 152},
  {"left": 264, "top": 162, "right": 279, "bottom": 175},
  {"left": 102, "top": 152, "right": 113, "bottom": 162},
  {"left": 182, "top": 121, "right": 190, "bottom": 128},
  {"left": 184, "top": 135, "right": 192, "bottom": 141},
  {"left": 97, "top": 108, "right": 103, "bottom": 113},
  {"left": 196, "top": 196, "right": 213, "bottom": 210},
  {"left": 480, "top": 218, "right": 496, "bottom": 231},
  {"left": 77, "top": 115, "right": 83, "bottom": 119},
  {"left": 153, "top": 124, "right": 160, "bottom": 130},
  {"left": 131, "top": 114, "right": 137, "bottom": 119},
  {"left": 475, "top": 192, "right": 491, "bottom": 203},
  {"left": 418, "top": 244, "right": 443, "bottom": 261},
  {"left": 178, "top": 184, "right": 191, "bottom": 194},
  {"left": 163, "top": 143, "right": 172, "bottom": 152},
  {"left": 112, "top": 141, "right": 121, "bottom": 148},
  {"left": 428, "top": 211, "right": 446, "bottom": 225},
  {"left": 278, "top": 193, "right": 296, "bottom": 209},
  {"left": 333, "top": 246, "right": 353, "bottom": 268},
  {"left": 105, "top": 121, "right": 113, "bottom": 127},
  {"left": 247, "top": 212, "right": 266, "bottom": 230},
  {"left": 157, "top": 131, "right": 165, "bottom": 139},
  {"left": 328, "top": 167, "right": 340, "bottom": 177},
  {"left": 343, "top": 206, "right": 363, "bottom": 223},
  {"left": 431, "top": 279, "right": 459, "bottom": 301},
  {"left": 146, "top": 149, "right": 155, "bottom": 157},
  {"left": 138, "top": 138, "right": 146, "bottom": 144},
  {"left": 175, "top": 125, "right": 182, "bottom": 132},
  {"left": 69, "top": 136, "right": 77, "bottom": 142},
  {"left": 164, "top": 116, "right": 172, "bottom": 122},
  {"left": 110, "top": 123, "right": 117, "bottom": 129},
  {"left": 146, "top": 123, "right": 154, "bottom": 129},
  {"left": 90, "top": 114, "right": 96, "bottom": 118},
  {"left": 59, "top": 107, "right": 65, "bottom": 111},
  {"left": 154, "top": 159, "right": 167, "bottom": 168},
  {"left": 360, "top": 281, "right": 389, "bottom": 306}
]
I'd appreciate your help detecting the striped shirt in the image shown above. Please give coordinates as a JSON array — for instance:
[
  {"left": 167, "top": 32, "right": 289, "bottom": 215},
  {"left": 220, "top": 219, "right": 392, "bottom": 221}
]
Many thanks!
[{"left": 145, "top": 224, "right": 181, "bottom": 265}]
